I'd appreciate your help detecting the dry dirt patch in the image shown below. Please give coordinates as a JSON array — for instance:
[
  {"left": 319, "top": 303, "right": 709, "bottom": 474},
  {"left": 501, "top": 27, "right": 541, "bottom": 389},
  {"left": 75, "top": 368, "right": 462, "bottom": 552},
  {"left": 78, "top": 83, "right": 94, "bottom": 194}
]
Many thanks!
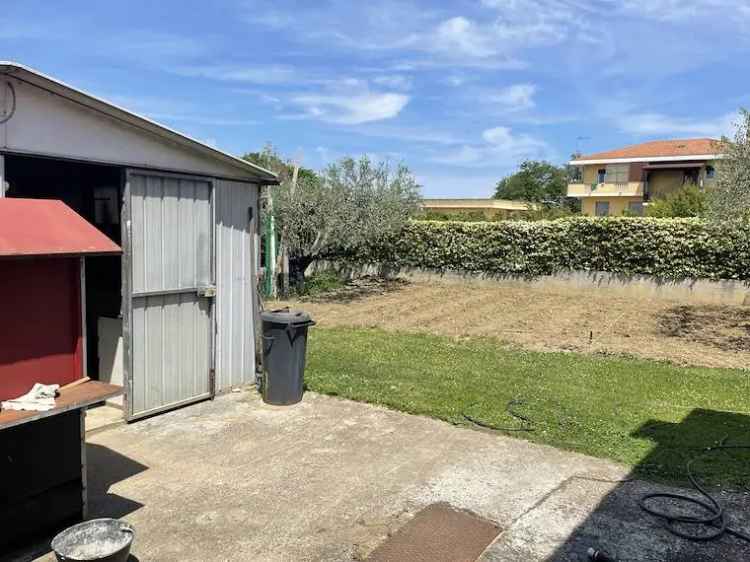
[
  {"left": 274, "top": 278, "right": 750, "bottom": 369},
  {"left": 658, "top": 305, "right": 750, "bottom": 352}
]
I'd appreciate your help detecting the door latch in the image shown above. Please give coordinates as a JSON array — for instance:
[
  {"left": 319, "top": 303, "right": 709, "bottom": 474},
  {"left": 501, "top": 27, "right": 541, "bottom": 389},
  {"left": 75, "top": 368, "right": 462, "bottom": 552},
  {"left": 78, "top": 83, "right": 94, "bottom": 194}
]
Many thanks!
[{"left": 197, "top": 286, "right": 217, "bottom": 298}]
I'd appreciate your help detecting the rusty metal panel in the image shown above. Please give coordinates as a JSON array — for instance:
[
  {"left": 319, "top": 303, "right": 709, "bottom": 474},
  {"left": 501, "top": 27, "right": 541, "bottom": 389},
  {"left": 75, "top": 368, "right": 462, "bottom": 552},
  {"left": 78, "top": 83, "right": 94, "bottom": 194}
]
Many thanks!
[
  {"left": 0, "top": 198, "right": 121, "bottom": 257},
  {"left": 126, "top": 170, "right": 214, "bottom": 420},
  {"left": 214, "top": 179, "right": 258, "bottom": 391}
]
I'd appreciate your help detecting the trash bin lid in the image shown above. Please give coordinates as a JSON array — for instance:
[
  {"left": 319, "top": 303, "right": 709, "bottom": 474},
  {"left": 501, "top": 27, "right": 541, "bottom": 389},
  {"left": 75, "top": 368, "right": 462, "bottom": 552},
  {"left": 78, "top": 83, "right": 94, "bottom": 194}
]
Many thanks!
[{"left": 261, "top": 308, "right": 313, "bottom": 325}]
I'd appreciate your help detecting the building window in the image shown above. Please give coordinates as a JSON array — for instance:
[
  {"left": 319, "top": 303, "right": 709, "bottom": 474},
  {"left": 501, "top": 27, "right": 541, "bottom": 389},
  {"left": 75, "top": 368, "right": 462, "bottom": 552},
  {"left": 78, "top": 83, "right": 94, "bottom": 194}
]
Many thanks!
[
  {"left": 595, "top": 201, "right": 610, "bottom": 216},
  {"left": 605, "top": 164, "right": 629, "bottom": 185},
  {"left": 570, "top": 166, "right": 583, "bottom": 182},
  {"left": 683, "top": 168, "right": 700, "bottom": 185},
  {"left": 628, "top": 201, "right": 644, "bottom": 216},
  {"left": 706, "top": 165, "right": 716, "bottom": 179},
  {"left": 597, "top": 169, "right": 606, "bottom": 184}
]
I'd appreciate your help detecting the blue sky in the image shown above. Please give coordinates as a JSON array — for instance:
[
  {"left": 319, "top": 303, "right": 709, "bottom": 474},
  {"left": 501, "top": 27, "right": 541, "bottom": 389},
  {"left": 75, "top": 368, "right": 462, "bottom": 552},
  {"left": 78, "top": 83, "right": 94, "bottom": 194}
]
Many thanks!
[{"left": 1, "top": 0, "right": 749, "bottom": 196}]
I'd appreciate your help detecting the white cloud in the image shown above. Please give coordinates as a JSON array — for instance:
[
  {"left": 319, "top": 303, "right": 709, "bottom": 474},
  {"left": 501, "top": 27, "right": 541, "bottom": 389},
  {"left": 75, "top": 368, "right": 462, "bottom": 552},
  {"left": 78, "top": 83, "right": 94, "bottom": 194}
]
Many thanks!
[
  {"left": 491, "top": 83, "right": 537, "bottom": 111},
  {"left": 174, "top": 65, "right": 410, "bottom": 125},
  {"left": 105, "top": 94, "right": 257, "bottom": 127},
  {"left": 432, "top": 17, "right": 497, "bottom": 58},
  {"left": 619, "top": 0, "right": 750, "bottom": 23},
  {"left": 416, "top": 6, "right": 578, "bottom": 66},
  {"left": 616, "top": 111, "right": 738, "bottom": 138},
  {"left": 244, "top": 9, "right": 294, "bottom": 29},
  {"left": 445, "top": 75, "right": 467, "bottom": 87},
  {"left": 433, "top": 126, "right": 552, "bottom": 167},
  {"left": 113, "top": 31, "right": 209, "bottom": 59},
  {"left": 241, "top": 2, "right": 578, "bottom": 68},
  {"left": 290, "top": 92, "right": 410, "bottom": 124},
  {"left": 346, "top": 124, "right": 467, "bottom": 145},
  {"left": 174, "top": 64, "right": 297, "bottom": 84},
  {"left": 372, "top": 75, "right": 413, "bottom": 91}
]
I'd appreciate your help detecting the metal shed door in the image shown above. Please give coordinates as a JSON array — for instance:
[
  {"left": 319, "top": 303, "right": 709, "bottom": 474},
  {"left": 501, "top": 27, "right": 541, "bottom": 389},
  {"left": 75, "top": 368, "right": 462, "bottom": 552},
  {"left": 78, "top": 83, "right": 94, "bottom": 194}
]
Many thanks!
[{"left": 124, "top": 171, "right": 214, "bottom": 420}]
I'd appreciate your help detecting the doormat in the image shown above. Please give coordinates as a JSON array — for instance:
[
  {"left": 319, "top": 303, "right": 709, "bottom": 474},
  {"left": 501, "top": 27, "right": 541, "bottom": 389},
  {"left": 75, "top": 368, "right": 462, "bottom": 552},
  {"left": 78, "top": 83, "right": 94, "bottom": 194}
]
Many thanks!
[{"left": 365, "top": 503, "right": 502, "bottom": 562}]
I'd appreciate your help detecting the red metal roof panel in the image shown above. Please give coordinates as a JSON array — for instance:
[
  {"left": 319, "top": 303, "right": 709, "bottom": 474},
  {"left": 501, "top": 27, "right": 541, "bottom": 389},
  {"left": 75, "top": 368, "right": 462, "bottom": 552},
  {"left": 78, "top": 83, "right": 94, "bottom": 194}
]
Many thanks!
[{"left": 0, "top": 198, "right": 122, "bottom": 257}]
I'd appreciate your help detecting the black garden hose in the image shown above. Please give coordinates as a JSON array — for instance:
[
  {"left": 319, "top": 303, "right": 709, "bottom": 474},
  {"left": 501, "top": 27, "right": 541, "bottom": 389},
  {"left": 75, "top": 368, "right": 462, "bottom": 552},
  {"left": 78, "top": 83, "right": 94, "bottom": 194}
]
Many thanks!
[
  {"left": 639, "top": 438, "right": 750, "bottom": 544},
  {"left": 462, "top": 398, "right": 536, "bottom": 432}
]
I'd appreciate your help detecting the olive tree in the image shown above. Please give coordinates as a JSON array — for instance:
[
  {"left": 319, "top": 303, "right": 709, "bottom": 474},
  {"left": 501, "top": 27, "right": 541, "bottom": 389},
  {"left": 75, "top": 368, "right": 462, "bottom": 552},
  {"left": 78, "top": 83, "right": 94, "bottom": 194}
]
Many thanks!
[
  {"left": 708, "top": 109, "right": 750, "bottom": 222},
  {"left": 245, "top": 147, "right": 421, "bottom": 289}
]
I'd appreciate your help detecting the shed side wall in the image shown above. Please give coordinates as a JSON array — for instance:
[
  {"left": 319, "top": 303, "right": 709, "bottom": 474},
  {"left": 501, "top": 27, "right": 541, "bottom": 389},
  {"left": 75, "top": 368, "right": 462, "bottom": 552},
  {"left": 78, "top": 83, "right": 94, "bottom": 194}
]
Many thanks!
[{"left": 215, "top": 179, "right": 258, "bottom": 390}]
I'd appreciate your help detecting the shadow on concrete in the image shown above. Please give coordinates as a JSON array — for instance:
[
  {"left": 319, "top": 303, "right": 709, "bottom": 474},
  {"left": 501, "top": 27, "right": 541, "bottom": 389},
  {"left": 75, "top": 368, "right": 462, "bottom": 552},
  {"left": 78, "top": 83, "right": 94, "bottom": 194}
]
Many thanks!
[
  {"left": 86, "top": 443, "right": 148, "bottom": 520},
  {"left": 2, "top": 444, "right": 147, "bottom": 562},
  {"left": 544, "top": 409, "right": 750, "bottom": 562}
]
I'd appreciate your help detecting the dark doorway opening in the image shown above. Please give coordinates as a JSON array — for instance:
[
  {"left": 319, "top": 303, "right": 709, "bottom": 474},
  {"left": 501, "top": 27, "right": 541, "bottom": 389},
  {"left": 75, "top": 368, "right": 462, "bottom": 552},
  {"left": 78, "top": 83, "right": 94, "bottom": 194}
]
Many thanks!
[{"left": 4, "top": 154, "right": 124, "bottom": 385}]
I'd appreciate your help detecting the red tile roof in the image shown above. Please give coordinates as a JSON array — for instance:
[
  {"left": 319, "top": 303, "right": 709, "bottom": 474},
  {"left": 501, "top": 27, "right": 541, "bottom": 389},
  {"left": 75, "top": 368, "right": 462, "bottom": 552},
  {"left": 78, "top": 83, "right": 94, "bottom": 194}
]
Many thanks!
[{"left": 574, "top": 138, "right": 722, "bottom": 162}]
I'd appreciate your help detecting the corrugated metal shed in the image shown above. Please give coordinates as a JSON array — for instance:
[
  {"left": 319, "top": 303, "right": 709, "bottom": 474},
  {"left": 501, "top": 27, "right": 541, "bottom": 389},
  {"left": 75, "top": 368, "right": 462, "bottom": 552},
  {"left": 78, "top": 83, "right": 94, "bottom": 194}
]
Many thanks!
[
  {"left": 0, "top": 198, "right": 121, "bottom": 257},
  {"left": 0, "top": 62, "right": 274, "bottom": 421}
]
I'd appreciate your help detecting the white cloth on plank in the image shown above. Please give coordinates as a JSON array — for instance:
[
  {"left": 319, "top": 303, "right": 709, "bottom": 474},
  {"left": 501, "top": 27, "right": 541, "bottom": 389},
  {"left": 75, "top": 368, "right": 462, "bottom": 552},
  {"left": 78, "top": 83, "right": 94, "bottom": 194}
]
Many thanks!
[{"left": 1, "top": 383, "right": 59, "bottom": 411}]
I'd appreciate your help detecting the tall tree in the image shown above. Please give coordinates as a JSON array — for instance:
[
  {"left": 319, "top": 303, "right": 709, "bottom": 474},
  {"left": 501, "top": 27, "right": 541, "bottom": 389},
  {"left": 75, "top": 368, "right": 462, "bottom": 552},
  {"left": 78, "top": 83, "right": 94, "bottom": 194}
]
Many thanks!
[
  {"left": 494, "top": 160, "right": 568, "bottom": 202},
  {"left": 708, "top": 109, "right": 750, "bottom": 222},
  {"left": 244, "top": 147, "right": 421, "bottom": 289}
]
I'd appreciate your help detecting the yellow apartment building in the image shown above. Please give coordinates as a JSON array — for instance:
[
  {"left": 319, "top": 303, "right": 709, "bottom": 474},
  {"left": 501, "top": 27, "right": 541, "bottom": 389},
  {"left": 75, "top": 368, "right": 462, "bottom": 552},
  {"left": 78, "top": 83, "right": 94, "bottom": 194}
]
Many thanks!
[
  {"left": 420, "top": 198, "right": 534, "bottom": 219},
  {"left": 568, "top": 138, "right": 723, "bottom": 216}
]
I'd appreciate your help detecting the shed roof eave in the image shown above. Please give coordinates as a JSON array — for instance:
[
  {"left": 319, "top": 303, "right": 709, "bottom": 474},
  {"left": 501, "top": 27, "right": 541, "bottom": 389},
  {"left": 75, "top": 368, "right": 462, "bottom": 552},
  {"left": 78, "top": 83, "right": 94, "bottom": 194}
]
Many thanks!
[{"left": 0, "top": 61, "right": 279, "bottom": 184}]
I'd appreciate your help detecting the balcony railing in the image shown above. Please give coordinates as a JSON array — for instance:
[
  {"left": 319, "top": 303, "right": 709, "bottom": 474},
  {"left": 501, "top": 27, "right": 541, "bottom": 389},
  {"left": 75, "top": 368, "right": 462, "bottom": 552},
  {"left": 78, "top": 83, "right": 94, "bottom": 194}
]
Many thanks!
[{"left": 567, "top": 181, "right": 644, "bottom": 197}]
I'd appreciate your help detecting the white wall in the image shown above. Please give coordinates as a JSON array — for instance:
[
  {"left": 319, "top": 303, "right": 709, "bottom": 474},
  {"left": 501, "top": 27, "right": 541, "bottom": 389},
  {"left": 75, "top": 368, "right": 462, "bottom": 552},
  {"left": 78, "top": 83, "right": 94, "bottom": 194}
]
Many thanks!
[{"left": 0, "top": 78, "right": 251, "bottom": 180}]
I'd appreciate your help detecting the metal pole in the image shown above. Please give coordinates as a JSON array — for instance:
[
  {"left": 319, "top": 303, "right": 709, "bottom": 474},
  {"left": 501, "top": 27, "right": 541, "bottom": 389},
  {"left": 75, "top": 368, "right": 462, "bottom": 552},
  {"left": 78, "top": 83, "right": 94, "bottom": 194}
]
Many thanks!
[
  {"left": 280, "top": 164, "right": 298, "bottom": 297},
  {"left": 0, "top": 154, "right": 5, "bottom": 197},
  {"left": 264, "top": 187, "right": 277, "bottom": 298},
  {"left": 80, "top": 257, "right": 87, "bottom": 377}
]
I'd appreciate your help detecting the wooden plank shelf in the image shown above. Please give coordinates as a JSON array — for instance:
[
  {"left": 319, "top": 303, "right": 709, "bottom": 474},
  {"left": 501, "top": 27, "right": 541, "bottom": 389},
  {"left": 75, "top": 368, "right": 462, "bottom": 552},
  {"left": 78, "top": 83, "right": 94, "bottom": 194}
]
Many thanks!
[{"left": 0, "top": 380, "right": 122, "bottom": 431}]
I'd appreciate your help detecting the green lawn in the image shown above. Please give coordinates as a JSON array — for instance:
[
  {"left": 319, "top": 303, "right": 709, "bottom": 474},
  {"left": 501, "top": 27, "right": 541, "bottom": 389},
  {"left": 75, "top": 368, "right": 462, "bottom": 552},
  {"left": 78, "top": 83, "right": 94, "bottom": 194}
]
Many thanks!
[{"left": 305, "top": 327, "right": 750, "bottom": 487}]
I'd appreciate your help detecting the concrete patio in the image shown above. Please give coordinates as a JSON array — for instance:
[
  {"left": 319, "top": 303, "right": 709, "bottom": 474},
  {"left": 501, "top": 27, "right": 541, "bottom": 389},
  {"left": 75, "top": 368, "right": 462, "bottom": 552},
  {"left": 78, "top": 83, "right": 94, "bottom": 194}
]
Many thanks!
[{"left": 16, "top": 391, "right": 750, "bottom": 562}]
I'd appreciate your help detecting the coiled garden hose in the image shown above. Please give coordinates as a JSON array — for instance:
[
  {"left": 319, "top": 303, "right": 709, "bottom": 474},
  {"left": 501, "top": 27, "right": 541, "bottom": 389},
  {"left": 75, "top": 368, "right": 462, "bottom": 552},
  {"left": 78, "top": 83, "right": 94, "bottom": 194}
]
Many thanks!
[{"left": 639, "top": 438, "right": 750, "bottom": 544}]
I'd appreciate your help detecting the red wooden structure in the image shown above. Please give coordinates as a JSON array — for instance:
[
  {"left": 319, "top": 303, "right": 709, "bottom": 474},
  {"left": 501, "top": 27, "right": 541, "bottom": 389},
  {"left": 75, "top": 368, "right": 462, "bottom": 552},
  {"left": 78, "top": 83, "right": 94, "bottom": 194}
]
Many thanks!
[
  {"left": 0, "top": 199, "right": 120, "bottom": 401},
  {"left": 0, "top": 198, "right": 122, "bottom": 551}
]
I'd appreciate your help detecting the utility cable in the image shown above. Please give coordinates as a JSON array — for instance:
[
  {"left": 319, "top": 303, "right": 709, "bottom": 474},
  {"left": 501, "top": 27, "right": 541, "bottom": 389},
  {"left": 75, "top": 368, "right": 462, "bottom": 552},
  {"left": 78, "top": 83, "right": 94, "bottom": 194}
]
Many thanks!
[{"left": 0, "top": 81, "right": 16, "bottom": 125}]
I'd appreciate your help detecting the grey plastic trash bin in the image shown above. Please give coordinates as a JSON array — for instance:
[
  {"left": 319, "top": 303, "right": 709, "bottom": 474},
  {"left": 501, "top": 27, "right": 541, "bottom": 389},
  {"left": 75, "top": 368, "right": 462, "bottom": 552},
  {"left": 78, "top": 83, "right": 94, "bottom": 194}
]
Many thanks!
[{"left": 260, "top": 308, "right": 316, "bottom": 405}]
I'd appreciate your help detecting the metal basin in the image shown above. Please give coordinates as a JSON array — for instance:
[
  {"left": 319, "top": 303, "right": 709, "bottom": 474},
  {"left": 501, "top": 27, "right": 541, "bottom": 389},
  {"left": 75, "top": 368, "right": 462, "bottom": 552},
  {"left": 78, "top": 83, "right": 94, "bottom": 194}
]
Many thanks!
[{"left": 51, "top": 518, "right": 134, "bottom": 562}]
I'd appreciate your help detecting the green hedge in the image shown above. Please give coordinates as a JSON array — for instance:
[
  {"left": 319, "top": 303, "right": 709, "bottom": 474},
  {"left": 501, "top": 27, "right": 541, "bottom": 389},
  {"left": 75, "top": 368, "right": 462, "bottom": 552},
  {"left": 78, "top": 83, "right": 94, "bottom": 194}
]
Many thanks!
[{"left": 330, "top": 217, "right": 750, "bottom": 281}]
